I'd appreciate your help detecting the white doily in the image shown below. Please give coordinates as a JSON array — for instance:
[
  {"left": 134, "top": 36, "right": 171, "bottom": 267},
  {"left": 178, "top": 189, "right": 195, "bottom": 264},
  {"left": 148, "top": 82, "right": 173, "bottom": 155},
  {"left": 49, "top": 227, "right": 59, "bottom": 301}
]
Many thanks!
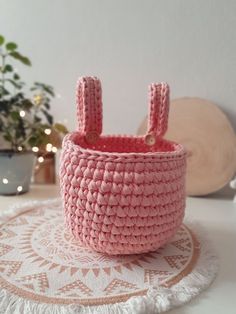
[{"left": 0, "top": 199, "right": 218, "bottom": 314}]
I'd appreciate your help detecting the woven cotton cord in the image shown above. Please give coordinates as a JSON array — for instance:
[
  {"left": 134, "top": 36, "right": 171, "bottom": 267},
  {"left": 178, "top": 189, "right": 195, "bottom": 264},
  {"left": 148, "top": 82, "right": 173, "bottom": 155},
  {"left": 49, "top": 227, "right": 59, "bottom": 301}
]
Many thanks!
[
  {"left": 60, "top": 77, "right": 186, "bottom": 255},
  {"left": 76, "top": 76, "right": 103, "bottom": 143},
  {"left": 147, "top": 82, "right": 170, "bottom": 139}
]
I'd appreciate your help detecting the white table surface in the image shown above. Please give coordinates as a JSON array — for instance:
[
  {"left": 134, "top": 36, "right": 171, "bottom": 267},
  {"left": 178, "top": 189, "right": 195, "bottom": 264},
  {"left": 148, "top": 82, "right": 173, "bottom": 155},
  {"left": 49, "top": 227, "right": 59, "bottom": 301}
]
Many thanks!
[{"left": 0, "top": 184, "right": 236, "bottom": 314}]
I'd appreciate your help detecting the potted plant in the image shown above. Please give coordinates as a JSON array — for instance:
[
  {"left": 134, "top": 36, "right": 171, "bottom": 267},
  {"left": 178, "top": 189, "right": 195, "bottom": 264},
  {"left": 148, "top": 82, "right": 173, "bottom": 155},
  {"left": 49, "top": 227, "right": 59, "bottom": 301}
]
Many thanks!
[{"left": 0, "top": 35, "right": 67, "bottom": 195}]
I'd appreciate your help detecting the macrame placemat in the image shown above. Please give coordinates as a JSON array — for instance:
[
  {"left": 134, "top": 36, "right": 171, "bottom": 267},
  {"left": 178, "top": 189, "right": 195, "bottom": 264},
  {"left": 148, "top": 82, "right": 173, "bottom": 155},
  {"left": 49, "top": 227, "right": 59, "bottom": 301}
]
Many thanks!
[{"left": 0, "top": 199, "right": 218, "bottom": 314}]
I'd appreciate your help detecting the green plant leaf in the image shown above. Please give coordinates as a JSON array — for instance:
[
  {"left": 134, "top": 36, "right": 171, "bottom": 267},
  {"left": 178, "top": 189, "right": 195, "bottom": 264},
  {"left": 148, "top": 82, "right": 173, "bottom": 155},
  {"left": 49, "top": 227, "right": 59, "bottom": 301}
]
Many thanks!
[
  {"left": 34, "top": 116, "right": 42, "bottom": 123},
  {"left": 3, "top": 134, "right": 12, "bottom": 142},
  {"left": 21, "top": 99, "right": 33, "bottom": 110},
  {"left": 13, "top": 73, "right": 20, "bottom": 80},
  {"left": 53, "top": 123, "right": 68, "bottom": 134},
  {"left": 0, "top": 118, "right": 4, "bottom": 131},
  {"left": 41, "top": 109, "right": 53, "bottom": 125},
  {"left": 0, "top": 35, "right": 4, "bottom": 46},
  {"left": 0, "top": 86, "right": 10, "bottom": 96},
  {"left": 43, "top": 102, "right": 50, "bottom": 109},
  {"left": 0, "top": 35, "right": 58, "bottom": 150},
  {"left": 6, "top": 79, "right": 22, "bottom": 89},
  {"left": 28, "top": 136, "right": 38, "bottom": 147},
  {"left": 10, "top": 111, "right": 20, "bottom": 121},
  {"left": 9, "top": 51, "right": 31, "bottom": 66},
  {"left": 9, "top": 92, "right": 24, "bottom": 103},
  {"left": 3, "top": 64, "right": 13, "bottom": 72},
  {"left": 34, "top": 82, "right": 55, "bottom": 97},
  {"left": 44, "top": 86, "right": 55, "bottom": 97},
  {"left": 6, "top": 42, "right": 18, "bottom": 51},
  {"left": 16, "top": 117, "right": 26, "bottom": 138},
  {"left": 0, "top": 101, "right": 8, "bottom": 111}
]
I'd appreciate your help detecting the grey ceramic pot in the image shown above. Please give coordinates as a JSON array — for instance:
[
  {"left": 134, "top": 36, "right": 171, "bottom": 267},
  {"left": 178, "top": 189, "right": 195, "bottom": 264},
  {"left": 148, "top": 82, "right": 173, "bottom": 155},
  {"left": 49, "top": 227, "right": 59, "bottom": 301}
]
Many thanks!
[{"left": 0, "top": 150, "right": 35, "bottom": 195}]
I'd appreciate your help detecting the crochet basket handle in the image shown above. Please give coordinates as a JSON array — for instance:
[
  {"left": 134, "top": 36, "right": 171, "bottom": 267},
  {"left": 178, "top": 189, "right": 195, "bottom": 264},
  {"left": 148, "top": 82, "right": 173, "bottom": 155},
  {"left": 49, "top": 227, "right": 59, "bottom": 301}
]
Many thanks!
[
  {"left": 145, "top": 82, "right": 170, "bottom": 145},
  {"left": 76, "top": 76, "right": 103, "bottom": 144}
]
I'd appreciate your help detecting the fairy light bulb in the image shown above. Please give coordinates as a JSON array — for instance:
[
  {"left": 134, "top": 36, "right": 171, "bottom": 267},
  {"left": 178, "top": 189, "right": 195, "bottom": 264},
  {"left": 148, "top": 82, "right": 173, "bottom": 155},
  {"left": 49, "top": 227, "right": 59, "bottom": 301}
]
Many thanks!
[
  {"left": 18, "top": 146, "right": 23, "bottom": 151},
  {"left": 52, "top": 146, "right": 57, "bottom": 153},
  {"left": 2, "top": 178, "right": 8, "bottom": 184},
  {"left": 230, "top": 179, "right": 236, "bottom": 189},
  {"left": 46, "top": 143, "right": 52, "bottom": 152},
  {"left": 32, "top": 146, "right": 39, "bottom": 153},
  {"left": 44, "top": 128, "right": 51, "bottom": 135},
  {"left": 38, "top": 156, "right": 44, "bottom": 163},
  {"left": 17, "top": 186, "right": 23, "bottom": 192},
  {"left": 19, "top": 110, "right": 26, "bottom": 117}
]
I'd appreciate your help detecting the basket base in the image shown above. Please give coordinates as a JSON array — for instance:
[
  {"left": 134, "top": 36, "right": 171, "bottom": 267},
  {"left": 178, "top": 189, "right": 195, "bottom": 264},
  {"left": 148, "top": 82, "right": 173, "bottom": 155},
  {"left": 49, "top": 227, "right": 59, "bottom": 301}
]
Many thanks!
[{"left": 69, "top": 221, "right": 183, "bottom": 255}]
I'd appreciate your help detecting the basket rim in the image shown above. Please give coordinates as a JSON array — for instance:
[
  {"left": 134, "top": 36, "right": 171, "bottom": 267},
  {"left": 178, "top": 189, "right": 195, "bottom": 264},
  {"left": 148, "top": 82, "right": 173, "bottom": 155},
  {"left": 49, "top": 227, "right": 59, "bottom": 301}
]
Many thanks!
[{"left": 64, "top": 132, "right": 186, "bottom": 160}]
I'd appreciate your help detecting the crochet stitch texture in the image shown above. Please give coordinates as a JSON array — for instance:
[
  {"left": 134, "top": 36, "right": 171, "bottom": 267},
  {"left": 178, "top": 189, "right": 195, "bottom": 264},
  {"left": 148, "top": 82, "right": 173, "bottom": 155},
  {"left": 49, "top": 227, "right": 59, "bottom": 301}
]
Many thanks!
[{"left": 60, "top": 76, "right": 187, "bottom": 255}]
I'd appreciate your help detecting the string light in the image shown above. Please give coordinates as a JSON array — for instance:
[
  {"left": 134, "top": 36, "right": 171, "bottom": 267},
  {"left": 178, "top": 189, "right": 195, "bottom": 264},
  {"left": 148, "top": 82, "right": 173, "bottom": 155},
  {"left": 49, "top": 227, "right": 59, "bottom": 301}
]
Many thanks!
[
  {"left": 2, "top": 178, "right": 8, "bottom": 184},
  {"left": 18, "top": 146, "right": 23, "bottom": 151},
  {"left": 17, "top": 186, "right": 23, "bottom": 192},
  {"left": 32, "top": 146, "right": 39, "bottom": 153},
  {"left": 44, "top": 128, "right": 51, "bottom": 135},
  {"left": 52, "top": 146, "right": 57, "bottom": 153},
  {"left": 19, "top": 110, "right": 26, "bottom": 117},
  {"left": 38, "top": 156, "right": 44, "bottom": 163},
  {"left": 33, "top": 94, "right": 43, "bottom": 106},
  {"left": 46, "top": 143, "right": 53, "bottom": 152}
]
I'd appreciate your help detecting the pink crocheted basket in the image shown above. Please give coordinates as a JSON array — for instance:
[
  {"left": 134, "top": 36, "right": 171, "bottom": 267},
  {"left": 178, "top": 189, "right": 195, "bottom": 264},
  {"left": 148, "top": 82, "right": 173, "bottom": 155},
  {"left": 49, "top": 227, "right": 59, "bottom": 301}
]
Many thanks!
[{"left": 60, "top": 76, "right": 186, "bottom": 255}]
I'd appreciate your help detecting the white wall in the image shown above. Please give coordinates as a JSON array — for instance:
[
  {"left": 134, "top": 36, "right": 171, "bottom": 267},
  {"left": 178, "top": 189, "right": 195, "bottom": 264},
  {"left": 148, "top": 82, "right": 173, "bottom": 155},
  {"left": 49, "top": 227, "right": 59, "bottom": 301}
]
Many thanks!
[{"left": 1, "top": 0, "right": 236, "bottom": 134}]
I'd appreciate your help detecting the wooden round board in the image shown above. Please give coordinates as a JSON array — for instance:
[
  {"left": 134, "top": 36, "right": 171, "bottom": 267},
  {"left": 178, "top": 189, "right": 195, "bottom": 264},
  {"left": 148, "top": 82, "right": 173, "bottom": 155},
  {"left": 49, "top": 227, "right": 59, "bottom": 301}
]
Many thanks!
[{"left": 138, "top": 98, "right": 236, "bottom": 196}]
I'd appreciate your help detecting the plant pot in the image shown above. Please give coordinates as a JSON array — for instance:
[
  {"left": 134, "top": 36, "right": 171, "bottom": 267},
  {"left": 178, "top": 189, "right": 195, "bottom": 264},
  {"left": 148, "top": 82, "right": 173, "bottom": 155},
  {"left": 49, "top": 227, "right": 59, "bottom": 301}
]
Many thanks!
[{"left": 0, "top": 150, "right": 35, "bottom": 195}]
